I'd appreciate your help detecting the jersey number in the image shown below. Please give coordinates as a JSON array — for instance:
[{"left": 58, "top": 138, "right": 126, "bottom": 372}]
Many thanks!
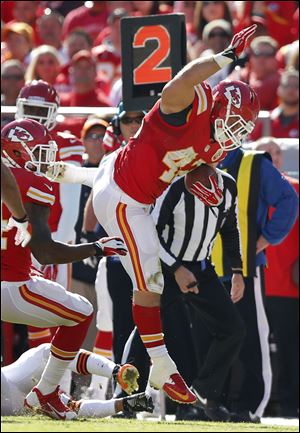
[
  {"left": 133, "top": 25, "right": 172, "bottom": 85},
  {"left": 159, "top": 147, "right": 203, "bottom": 184}
]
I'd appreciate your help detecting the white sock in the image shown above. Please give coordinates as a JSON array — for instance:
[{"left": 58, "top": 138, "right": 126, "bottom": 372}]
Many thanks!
[
  {"left": 147, "top": 345, "right": 168, "bottom": 359},
  {"left": 78, "top": 399, "right": 116, "bottom": 418},
  {"left": 36, "top": 353, "right": 70, "bottom": 394},
  {"left": 69, "top": 350, "right": 116, "bottom": 378}
]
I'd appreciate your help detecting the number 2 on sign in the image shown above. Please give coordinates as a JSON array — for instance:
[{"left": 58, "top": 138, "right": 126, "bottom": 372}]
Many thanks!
[{"left": 133, "top": 25, "right": 172, "bottom": 85}]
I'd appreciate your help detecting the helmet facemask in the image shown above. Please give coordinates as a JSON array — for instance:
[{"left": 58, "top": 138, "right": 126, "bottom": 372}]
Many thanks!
[
  {"left": 16, "top": 98, "right": 58, "bottom": 131},
  {"left": 214, "top": 96, "right": 255, "bottom": 151},
  {"left": 23, "top": 140, "right": 58, "bottom": 176}
]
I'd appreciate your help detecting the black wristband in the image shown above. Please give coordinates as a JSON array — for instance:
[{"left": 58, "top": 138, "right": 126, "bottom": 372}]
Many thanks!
[
  {"left": 232, "top": 268, "right": 243, "bottom": 275},
  {"left": 93, "top": 241, "right": 103, "bottom": 257},
  {"left": 12, "top": 214, "right": 29, "bottom": 223},
  {"left": 222, "top": 47, "right": 238, "bottom": 63}
]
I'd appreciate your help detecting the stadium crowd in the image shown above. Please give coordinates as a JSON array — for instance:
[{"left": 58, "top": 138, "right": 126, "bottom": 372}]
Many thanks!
[{"left": 1, "top": 0, "right": 299, "bottom": 423}]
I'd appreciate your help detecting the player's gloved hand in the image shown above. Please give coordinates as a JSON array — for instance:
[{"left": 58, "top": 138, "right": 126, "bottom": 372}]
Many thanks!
[
  {"left": 93, "top": 236, "right": 128, "bottom": 257},
  {"left": 189, "top": 173, "right": 223, "bottom": 207},
  {"left": 214, "top": 24, "right": 257, "bottom": 67},
  {"left": 41, "top": 264, "right": 58, "bottom": 281},
  {"left": 46, "top": 161, "right": 67, "bottom": 182},
  {"left": 224, "top": 24, "right": 257, "bottom": 60},
  {"left": 4, "top": 215, "right": 31, "bottom": 247},
  {"left": 80, "top": 231, "right": 100, "bottom": 269}
]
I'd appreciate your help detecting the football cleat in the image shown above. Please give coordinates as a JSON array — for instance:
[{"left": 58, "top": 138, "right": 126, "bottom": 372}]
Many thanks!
[
  {"left": 24, "top": 386, "right": 77, "bottom": 420},
  {"left": 113, "top": 363, "right": 139, "bottom": 395},
  {"left": 162, "top": 373, "right": 197, "bottom": 404},
  {"left": 123, "top": 392, "right": 154, "bottom": 413},
  {"left": 149, "top": 357, "right": 196, "bottom": 404}
]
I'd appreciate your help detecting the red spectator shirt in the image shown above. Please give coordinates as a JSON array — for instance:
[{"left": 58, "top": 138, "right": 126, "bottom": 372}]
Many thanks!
[
  {"left": 114, "top": 82, "right": 226, "bottom": 204},
  {"left": 250, "top": 107, "right": 299, "bottom": 140},
  {"left": 265, "top": 176, "right": 299, "bottom": 298},
  {"left": 237, "top": 68, "right": 281, "bottom": 111},
  {"left": 1, "top": 168, "right": 55, "bottom": 282},
  {"left": 48, "top": 130, "right": 84, "bottom": 233},
  {"left": 62, "top": 5, "right": 109, "bottom": 41},
  {"left": 92, "top": 45, "right": 121, "bottom": 84},
  {"left": 60, "top": 89, "right": 110, "bottom": 108}
]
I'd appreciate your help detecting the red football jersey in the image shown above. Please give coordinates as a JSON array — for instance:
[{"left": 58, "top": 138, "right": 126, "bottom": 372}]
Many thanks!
[
  {"left": 1, "top": 168, "right": 55, "bottom": 282},
  {"left": 114, "top": 82, "right": 225, "bottom": 204},
  {"left": 48, "top": 131, "right": 84, "bottom": 233}
]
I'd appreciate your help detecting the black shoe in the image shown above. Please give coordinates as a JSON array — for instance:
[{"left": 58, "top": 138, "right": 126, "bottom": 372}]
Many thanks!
[
  {"left": 123, "top": 392, "right": 154, "bottom": 413},
  {"left": 176, "top": 404, "right": 210, "bottom": 421},
  {"left": 229, "top": 410, "right": 261, "bottom": 423},
  {"left": 191, "top": 386, "right": 231, "bottom": 422}
]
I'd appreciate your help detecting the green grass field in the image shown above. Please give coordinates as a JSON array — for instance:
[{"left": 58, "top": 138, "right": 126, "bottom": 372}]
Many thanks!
[{"left": 1, "top": 416, "right": 299, "bottom": 432}]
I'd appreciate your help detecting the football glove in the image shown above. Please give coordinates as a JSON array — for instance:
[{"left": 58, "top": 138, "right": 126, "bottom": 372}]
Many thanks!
[
  {"left": 93, "top": 236, "right": 128, "bottom": 257},
  {"left": 4, "top": 215, "right": 31, "bottom": 247},
  {"left": 189, "top": 173, "right": 224, "bottom": 207},
  {"left": 214, "top": 24, "right": 257, "bottom": 67},
  {"left": 41, "top": 264, "right": 58, "bottom": 281}
]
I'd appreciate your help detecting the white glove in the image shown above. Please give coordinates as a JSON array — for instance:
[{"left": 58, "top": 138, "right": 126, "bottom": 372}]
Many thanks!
[
  {"left": 46, "top": 162, "right": 98, "bottom": 187},
  {"left": 4, "top": 216, "right": 31, "bottom": 247}
]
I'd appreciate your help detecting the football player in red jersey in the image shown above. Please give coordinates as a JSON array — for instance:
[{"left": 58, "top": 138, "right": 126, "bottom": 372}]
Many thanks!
[
  {"left": 1, "top": 119, "right": 128, "bottom": 420},
  {"left": 16, "top": 79, "right": 85, "bottom": 351},
  {"left": 44, "top": 25, "right": 260, "bottom": 405}
]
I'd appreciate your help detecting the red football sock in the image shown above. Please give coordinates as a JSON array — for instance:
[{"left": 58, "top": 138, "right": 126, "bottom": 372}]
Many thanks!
[
  {"left": 132, "top": 303, "right": 168, "bottom": 358},
  {"left": 93, "top": 330, "right": 113, "bottom": 359}
]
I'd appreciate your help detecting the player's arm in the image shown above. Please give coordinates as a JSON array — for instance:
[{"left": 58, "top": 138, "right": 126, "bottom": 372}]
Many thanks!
[
  {"left": 26, "top": 202, "right": 127, "bottom": 264},
  {"left": 161, "top": 24, "right": 257, "bottom": 114},
  {"left": 1, "top": 159, "right": 28, "bottom": 220}
]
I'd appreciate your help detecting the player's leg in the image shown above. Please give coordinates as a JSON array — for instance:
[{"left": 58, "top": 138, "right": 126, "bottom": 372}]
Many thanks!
[
  {"left": 1, "top": 277, "right": 93, "bottom": 419},
  {"left": 60, "top": 391, "right": 154, "bottom": 418},
  {"left": 93, "top": 181, "right": 196, "bottom": 404}
]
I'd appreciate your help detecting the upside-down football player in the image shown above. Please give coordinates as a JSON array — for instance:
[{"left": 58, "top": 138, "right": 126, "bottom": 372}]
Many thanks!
[
  {"left": 44, "top": 24, "right": 260, "bottom": 405},
  {"left": 1, "top": 342, "right": 154, "bottom": 417}
]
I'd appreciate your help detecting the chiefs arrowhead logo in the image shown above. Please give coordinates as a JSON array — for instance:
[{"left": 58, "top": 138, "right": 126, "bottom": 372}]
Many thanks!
[
  {"left": 7, "top": 126, "right": 34, "bottom": 142},
  {"left": 224, "top": 86, "right": 242, "bottom": 109}
]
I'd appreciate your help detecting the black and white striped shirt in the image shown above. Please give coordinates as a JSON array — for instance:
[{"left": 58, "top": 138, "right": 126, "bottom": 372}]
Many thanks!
[{"left": 151, "top": 170, "right": 242, "bottom": 272}]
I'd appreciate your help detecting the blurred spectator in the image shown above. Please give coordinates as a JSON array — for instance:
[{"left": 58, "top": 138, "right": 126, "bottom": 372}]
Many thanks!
[
  {"left": 276, "top": 40, "right": 299, "bottom": 70},
  {"left": 93, "top": 8, "right": 127, "bottom": 85},
  {"left": 36, "top": 10, "right": 67, "bottom": 63},
  {"left": 56, "top": 29, "right": 94, "bottom": 94},
  {"left": 64, "top": 28, "right": 93, "bottom": 60},
  {"left": 10, "top": 0, "right": 45, "bottom": 45},
  {"left": 233, "top": 1, "right": 297, "bottom": 48},
  {"left": 42, "top": 1, "right": 85, "bottom": 17},
  {"left": 230, "top": 36, "right": 281, "bottom": 111},
  {"left": 254, "top": 137, "right": 299, "bottom": 418},
  {"left": 192, "top": 1, "right": 233, "bottom": 56},
  {"left": 62, "top": 1, "right": 109, "bottom": 42},
  {"left": 60, "top": 50, "right": 110, "bottom": 107},
  {"left": 262, "top": 1, "right": 297, "bottom": 48},
  {"left": 1, "top": 22, "right": 34, "bottom": 65},
  {"left": 1, "top": 59, "right": 25, "bottom": 128},
  {"left": 197, "top": 19, "right": 233, "bottom": 86},
  {"left": 1, "top": 59, "right": 25, "bottom": 106},
  {"left": 131, "top": 1, "right": 163, "bottom": 16},
  {"left": 174, "top": 1, "right": 196, "bottom": 33},
  {"left": 25, "top": 45, "right": 62, "bottom": 86},
  {"left": 251, "top": 69, "right": 299, "bottom": 140}
]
